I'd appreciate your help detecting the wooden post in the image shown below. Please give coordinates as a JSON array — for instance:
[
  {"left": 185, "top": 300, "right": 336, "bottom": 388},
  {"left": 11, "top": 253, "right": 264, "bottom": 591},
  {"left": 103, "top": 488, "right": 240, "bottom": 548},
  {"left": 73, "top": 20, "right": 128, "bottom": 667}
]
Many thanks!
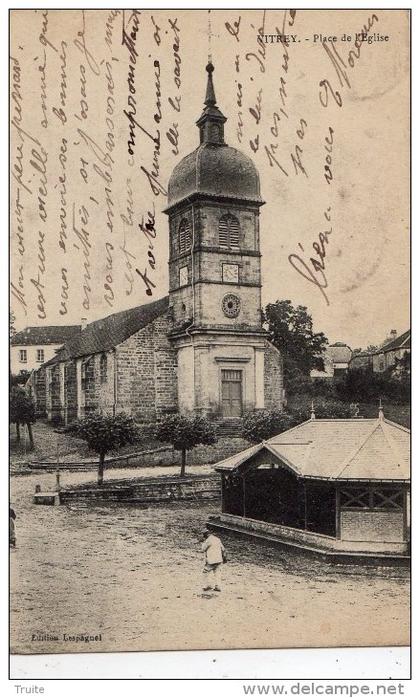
[
  {"left": 303, "top": 481, "right": 308, "bottom": 530},
  {"left": 335, "top": 486, "right": 341, "bottom": 539},
  {"left": 403, "top": 486, "right": 409, "bottom": 543},
  {"left": 56, "top": 434, "right": 60, "bottom": 489},
  {"left": 221, "top": 475, "right": 225, "bottom": 513}
]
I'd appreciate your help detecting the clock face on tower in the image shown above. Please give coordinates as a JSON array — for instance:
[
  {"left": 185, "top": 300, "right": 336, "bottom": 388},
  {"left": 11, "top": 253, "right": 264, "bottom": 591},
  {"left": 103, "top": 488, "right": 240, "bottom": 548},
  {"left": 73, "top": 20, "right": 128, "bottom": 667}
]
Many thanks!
[
  {"left": 222, "top": 293, "right": 241, "bottom": 318},
  {"left": 222, "top": 263, "right": 239, "bottom": 284}
]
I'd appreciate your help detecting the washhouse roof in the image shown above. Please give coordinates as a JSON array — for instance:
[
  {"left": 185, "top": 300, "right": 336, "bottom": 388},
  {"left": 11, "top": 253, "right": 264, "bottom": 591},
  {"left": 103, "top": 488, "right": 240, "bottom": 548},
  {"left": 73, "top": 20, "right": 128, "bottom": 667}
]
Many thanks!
[{"left": 215, "top": 416, "right": 410, "bottom": 483}]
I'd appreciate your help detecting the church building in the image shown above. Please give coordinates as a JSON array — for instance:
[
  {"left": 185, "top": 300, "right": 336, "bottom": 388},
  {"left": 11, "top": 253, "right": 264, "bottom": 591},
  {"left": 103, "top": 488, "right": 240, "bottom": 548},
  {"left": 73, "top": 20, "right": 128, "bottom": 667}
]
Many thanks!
[{"left": 30, "top": 64, "right": 284, "bottom": 426}]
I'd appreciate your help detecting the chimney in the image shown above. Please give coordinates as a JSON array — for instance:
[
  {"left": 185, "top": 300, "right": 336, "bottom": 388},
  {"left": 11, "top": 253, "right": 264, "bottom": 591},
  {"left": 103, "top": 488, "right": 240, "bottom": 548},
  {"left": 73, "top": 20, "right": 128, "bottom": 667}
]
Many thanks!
[
  {"left": 390, "top": 329, "right": 397, "bottom": 339},
  {"left": 81, "top": 318, "right": 88, "bottom": 331}
]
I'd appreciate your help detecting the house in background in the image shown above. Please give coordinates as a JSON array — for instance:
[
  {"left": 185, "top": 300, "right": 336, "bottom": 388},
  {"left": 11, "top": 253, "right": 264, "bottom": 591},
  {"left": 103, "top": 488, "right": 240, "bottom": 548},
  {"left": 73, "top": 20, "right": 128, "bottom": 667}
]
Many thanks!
[
  {"left": 372, "top": 330, "right": 411, "bottom": 373},
  {"left": 10, "top": 325, "right": 81, "bottom": 375},
  {"left": 311, "top": 342, "right": 352, "bottom": 380},
  {"left": 210, "top": 408, "right": 410, "bottom": 562},
  {"left": 348, "top": 351, "right": 374, "bottom": 372}
]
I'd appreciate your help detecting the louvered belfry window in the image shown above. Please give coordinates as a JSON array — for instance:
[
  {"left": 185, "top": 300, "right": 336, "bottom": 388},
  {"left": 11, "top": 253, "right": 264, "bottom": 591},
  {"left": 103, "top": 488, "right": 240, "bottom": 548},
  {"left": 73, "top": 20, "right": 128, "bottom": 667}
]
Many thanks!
[
  {"left": 219, "top": 214, "right": 240, "bottom": 249},
  {"left": 178, "top": 219, "right": 191, "bottom": 254}
]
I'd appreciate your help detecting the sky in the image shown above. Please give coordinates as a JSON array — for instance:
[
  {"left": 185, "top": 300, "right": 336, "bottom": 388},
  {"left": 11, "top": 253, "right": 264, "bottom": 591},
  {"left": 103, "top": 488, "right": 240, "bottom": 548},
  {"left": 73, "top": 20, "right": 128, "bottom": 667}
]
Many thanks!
[{"left": 10, "top": 9, "right": 410, "bottom": 349}]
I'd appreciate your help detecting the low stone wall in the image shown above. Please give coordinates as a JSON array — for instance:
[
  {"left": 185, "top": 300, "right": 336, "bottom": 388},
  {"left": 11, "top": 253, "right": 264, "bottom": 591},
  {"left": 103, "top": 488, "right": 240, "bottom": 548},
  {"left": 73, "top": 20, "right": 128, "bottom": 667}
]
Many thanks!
[
  {"left": 29, "top": 437, "right": 249, "bottom": 471},
  {"left": 60, "top": 475, "right": 221, "bottom": 504},
  {"left": 214, "top": 513, "right": 408, "bottom": 556}
]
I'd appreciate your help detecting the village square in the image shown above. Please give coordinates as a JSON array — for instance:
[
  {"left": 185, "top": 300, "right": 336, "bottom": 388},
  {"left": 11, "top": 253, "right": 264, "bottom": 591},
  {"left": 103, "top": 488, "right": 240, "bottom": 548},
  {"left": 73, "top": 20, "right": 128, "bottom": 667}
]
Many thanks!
[{"left": 10, "top": 61, "right": 410, "bottom": 654}]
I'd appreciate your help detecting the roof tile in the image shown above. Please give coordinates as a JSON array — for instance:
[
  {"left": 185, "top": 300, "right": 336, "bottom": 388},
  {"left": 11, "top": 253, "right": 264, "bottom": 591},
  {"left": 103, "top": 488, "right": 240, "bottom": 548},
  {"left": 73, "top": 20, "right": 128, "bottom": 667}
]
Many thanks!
[
  {"left": 42, "top": 296, "right": 169, "bottom": 366},
  {"left": 11, "top": 325, "right": 81, "bottom": 346}
]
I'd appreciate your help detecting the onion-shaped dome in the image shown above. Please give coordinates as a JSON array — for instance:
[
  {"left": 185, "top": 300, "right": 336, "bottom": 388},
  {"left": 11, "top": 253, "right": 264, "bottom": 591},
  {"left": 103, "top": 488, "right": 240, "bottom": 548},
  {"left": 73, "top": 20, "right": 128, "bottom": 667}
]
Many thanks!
[
  {"left": 168, "top": 144, "right": 262, "bottom": 208},
  {"left": 166, "top": 63, "right": 262, "bottom": 210}
]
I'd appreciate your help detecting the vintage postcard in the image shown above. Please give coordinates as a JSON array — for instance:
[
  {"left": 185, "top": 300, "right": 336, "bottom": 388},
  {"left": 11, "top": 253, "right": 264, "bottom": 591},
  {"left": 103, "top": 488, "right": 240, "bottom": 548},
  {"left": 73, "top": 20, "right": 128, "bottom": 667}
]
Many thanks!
[{"left": 10, "top": 8, "right": 410, "bottom": 659}]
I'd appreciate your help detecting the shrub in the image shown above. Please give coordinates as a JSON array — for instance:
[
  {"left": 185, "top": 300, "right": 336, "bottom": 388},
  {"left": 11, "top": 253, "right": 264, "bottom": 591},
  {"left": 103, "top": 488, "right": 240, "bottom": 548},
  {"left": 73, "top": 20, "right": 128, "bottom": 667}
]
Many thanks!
[
  {"left": 68, "top": 412, "right": 139, "bottom": 484},
  {"left": 154, "top": 414, "right": 217, "bottom": 476},
  {"left": 336, "top": 368, "right": 410, "bottom": 405},
  {"left": 242, "top": 409, "right": 294, "bottom": 443}
]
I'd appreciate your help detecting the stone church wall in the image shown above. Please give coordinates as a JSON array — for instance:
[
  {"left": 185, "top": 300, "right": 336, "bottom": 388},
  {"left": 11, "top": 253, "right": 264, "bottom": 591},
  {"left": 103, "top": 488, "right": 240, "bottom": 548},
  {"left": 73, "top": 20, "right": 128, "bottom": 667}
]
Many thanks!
[
  {"left": 80, "top": 351, "right": 116, "bottom": 417},
  {"left": 64, "top": 360, "right": 78, "bottom": 423},
  {"left": 116, "top": 312, "right": 178, "bottom": 422},
  {"left": 47, "top": 364, "right": 62, "bottom": 422}
]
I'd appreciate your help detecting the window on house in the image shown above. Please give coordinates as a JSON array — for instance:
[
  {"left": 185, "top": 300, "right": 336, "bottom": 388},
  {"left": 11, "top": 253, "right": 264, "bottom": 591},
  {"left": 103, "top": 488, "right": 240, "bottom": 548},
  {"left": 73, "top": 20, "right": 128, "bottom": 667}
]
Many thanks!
[
  {"left": 19, "top": 349, "right": 27, "bottom": 363},
  {"left": 178, "top": 219, "right": 191, "bottom": 254},
  {"left": 219, "top": 214, "right": 240, "bottom": 249},
  {"left": 100, "top": 354, "right": 108, "bottom": 384},
  {"left": 36, "top": 349, "right": 44, "bottom": 363},
  {"left": 81, "top": 358, "right": 93, "bottom": 390}
]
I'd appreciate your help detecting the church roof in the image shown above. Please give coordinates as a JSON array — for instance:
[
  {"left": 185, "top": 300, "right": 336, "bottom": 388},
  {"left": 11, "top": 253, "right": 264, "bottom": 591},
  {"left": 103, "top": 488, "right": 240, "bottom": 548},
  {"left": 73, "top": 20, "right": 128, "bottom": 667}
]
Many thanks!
[
  {"left": 167, "top": 144, "right": 262, "bottom": 210},
  {"left": 215, "top": 416, "right": 410, "bottom": 482},
  {"left": 11, "top": 324, "right": 81, "bottom": 346},
  {"left": 42, "top": 296, "right": 169, "bottom": 366},
  {"left": 166, "top": 63, "right": 262, "bottom": 210}
]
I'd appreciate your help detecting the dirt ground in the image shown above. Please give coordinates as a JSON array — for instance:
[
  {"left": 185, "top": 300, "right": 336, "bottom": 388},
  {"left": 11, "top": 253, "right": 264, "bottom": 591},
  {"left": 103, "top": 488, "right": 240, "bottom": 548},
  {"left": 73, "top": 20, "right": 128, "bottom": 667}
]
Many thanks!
[{"left": 10, "top": 468, "right": 410, "bottom": 655}]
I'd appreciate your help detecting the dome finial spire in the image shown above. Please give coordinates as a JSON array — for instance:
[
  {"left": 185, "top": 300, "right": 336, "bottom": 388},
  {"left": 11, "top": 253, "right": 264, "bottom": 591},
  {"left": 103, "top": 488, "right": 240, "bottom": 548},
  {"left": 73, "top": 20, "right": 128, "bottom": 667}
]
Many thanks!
[
  {"left": 196, "top": 61, "right": 226, "bottom": 145},
  {"left": 207, "top": 10, "right": 213, "bottom": 66},
  {"left": 205, "top": 61, "right": 216, "bottom": 107}
]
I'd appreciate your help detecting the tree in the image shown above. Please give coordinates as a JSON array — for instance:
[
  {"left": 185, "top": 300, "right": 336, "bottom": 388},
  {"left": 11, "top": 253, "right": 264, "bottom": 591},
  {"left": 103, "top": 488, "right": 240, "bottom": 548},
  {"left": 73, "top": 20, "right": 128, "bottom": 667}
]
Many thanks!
[
  {"left": 263, "top": 300, "right": 328, "bottom": 388},
  {"left": 352, "top": 345, "right": 377, "bottom": 355},
  {"left": 154, "top": 414, "right": 217, "bottom": 477},
  {"left": 10, "top": 386, "right": 36, "bottom": 448},
  {"left": 69, "top": 412, "right": 139, "bottom": 485},
  {"left": 335, "top": 367, "right": 409, "bottom": 405},
  {"left": 242, "top": 409, "right": 294, "bottom": 443},
  {"left": 392, "top": 351, "right": 411, "bottom": 380},
  {"left": 11, "top": 370, "right": 31, "bottom": 387},
  {"left": 9, "top": 310, "right": 16, "bottom": 339}
]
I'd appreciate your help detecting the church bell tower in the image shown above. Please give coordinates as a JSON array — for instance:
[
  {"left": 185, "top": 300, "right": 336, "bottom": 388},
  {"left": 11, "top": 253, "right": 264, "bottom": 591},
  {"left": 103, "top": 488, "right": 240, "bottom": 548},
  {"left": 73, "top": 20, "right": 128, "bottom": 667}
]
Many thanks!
[{"left": 164, "top": 63, "right": 270, "bottom": 420}]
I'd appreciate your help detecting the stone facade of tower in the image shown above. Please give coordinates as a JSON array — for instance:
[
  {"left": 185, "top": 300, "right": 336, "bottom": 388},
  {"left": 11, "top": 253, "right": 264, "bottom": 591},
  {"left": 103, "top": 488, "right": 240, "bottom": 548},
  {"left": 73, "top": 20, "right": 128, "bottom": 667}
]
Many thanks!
[{"left": 164, "top": 63, "right": 284, "bottom": 420}]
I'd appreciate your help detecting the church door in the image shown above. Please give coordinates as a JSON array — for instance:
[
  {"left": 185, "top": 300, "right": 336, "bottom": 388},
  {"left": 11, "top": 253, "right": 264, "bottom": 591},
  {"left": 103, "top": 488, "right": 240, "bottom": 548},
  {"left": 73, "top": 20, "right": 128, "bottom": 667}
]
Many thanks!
[{"left": 221, "top": 369, "right": 243, "bottom": 417}]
